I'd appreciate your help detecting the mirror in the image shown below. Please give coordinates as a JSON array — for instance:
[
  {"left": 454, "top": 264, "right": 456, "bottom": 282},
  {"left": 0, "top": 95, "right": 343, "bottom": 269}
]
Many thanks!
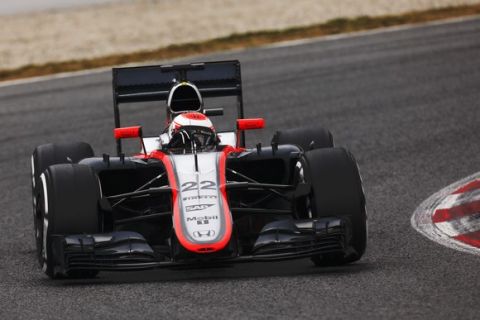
[
  {"left": 236, "top": 118, "right": 265, "bottom": 130},
  {"left": 114, "top": 126, "right": 143, "bottom": 139}
]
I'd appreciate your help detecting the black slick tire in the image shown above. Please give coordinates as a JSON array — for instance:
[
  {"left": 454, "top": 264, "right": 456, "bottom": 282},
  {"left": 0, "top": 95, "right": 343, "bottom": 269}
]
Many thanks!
[
  {"left": 31, "top": 142, "right": 93, "bottom": 267},
  {"left": 272, "top": 126, "right": 334, "bottom": 151},
  {"left": 301, "top": 147, "right": 367, "bottom": 266},
  {"left": 38, "top": 164, "right": 100, "bottom": 279}
]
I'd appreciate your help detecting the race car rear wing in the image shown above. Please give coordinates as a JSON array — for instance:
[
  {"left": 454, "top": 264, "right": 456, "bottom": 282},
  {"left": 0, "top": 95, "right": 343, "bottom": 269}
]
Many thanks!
[{"left": 112, "top": 60, "right": 245, "bottom": 154}]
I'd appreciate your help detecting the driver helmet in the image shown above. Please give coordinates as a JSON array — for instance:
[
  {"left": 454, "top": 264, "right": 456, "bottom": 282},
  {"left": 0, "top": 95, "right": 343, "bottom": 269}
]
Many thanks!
[{"left": 167, "top": 112, "right": 217, "bottom": 148}]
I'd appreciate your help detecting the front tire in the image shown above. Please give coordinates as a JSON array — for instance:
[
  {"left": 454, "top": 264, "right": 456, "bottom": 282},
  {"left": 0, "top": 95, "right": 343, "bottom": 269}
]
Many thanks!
[
  {"left": 38, "top": 164, "right": 101, "bottom": 279},
  {"left": 31, "top": 142, "right": 94, "bottom": 267},
  {"left": 301, "top": 148, "right": 367, "bottom": 266}
]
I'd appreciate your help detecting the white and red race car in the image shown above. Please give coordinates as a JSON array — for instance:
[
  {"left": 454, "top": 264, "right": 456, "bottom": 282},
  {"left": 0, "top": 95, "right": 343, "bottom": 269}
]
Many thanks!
[{"left": 31, "top": 60, "right": 367, "bottom": 279}]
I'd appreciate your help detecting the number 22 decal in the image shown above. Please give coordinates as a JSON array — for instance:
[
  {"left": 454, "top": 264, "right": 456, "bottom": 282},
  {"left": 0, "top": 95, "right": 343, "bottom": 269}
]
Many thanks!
[{"left": 181, "top": 180, "right": 216, "bottom": 192}]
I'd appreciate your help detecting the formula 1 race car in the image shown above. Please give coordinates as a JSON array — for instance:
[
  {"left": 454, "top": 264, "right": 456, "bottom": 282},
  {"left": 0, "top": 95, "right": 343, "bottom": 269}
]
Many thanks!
[{"left": 31, "top": 60, "right": 367, "bottom": 279}]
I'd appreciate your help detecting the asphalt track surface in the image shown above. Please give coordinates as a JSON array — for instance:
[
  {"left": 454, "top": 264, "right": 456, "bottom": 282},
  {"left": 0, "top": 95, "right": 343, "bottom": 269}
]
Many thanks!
[{"left": 1, "top": 18, "right": 480, "bottom": 319}]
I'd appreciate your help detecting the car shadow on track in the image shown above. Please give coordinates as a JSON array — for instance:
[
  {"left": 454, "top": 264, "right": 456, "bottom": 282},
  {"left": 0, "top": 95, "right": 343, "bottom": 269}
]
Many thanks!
[{"left": 40, "top": 259, "right": 374, "bottom": 286}]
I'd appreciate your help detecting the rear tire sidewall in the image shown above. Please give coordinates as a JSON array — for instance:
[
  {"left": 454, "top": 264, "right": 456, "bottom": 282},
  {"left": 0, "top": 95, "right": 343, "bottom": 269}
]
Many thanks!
[
  {"left": 32, "top": 142, "right": 94, "bottom": 194},
  {"left": 273, "top": 126, "right": 334, "bottom": 151}
]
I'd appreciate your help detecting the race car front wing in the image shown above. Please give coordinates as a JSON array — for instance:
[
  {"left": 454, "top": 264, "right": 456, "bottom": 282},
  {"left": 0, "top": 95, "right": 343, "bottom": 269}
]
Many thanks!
[{"left": 50, "top": 216, "right": 348, "bottom": 275}]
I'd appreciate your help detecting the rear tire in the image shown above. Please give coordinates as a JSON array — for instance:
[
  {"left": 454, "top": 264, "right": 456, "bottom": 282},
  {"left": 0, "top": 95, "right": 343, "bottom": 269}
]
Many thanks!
[
  {"left": 38, "top": 164, "right": 101, "bottom": 279},
  {"left": 32, "top": 142, "right": 94, "bottom": 192},
  {"left": 272, "top": 126, "right": 333, "bottom": 151},
  {"left": 31, "top": 142, "right": 93, "bottom": 267},
  {"left": 301, "top": 148, "right": 366, "bottom": 266}
]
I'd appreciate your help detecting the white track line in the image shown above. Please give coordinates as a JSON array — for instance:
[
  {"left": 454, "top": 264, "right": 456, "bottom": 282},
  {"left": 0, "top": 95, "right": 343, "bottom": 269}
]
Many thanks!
[
  {"left": 411, "top": 172, "right": 480, "bottom": 256},
  {"left": 0, "top": 14, "right": 479, "bottom": 89}
]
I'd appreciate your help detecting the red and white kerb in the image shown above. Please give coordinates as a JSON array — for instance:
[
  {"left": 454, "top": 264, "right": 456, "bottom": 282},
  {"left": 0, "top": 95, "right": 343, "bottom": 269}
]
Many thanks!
[
  {"left": 412, "top": 175, "right": 480, "bottom": 255},
  {"left": 430, "top": 180, "right": 480, "bottom": 248}
]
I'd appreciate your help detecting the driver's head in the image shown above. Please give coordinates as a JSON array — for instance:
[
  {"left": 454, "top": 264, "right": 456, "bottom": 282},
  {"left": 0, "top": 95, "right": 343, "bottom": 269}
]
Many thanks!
[{"left": 167, "top": 112, "right": 217, "bottom": 149}]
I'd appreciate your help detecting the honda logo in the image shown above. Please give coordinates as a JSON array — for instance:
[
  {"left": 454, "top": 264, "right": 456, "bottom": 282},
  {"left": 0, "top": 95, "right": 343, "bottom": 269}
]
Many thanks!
[{"left": 193, "top": 230, "right": 216, "bottom": 238}]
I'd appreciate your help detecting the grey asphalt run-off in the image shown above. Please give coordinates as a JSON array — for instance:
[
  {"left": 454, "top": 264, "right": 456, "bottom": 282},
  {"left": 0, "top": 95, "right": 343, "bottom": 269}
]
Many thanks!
[{"left": 1, "top": 18, "right": 480, "bottom": 319}]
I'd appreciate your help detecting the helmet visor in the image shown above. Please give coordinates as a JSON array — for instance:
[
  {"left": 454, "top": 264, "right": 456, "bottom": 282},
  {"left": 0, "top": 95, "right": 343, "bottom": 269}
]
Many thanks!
[{"left": 169, "top": 126, "right": 217, "bottom": 149}]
